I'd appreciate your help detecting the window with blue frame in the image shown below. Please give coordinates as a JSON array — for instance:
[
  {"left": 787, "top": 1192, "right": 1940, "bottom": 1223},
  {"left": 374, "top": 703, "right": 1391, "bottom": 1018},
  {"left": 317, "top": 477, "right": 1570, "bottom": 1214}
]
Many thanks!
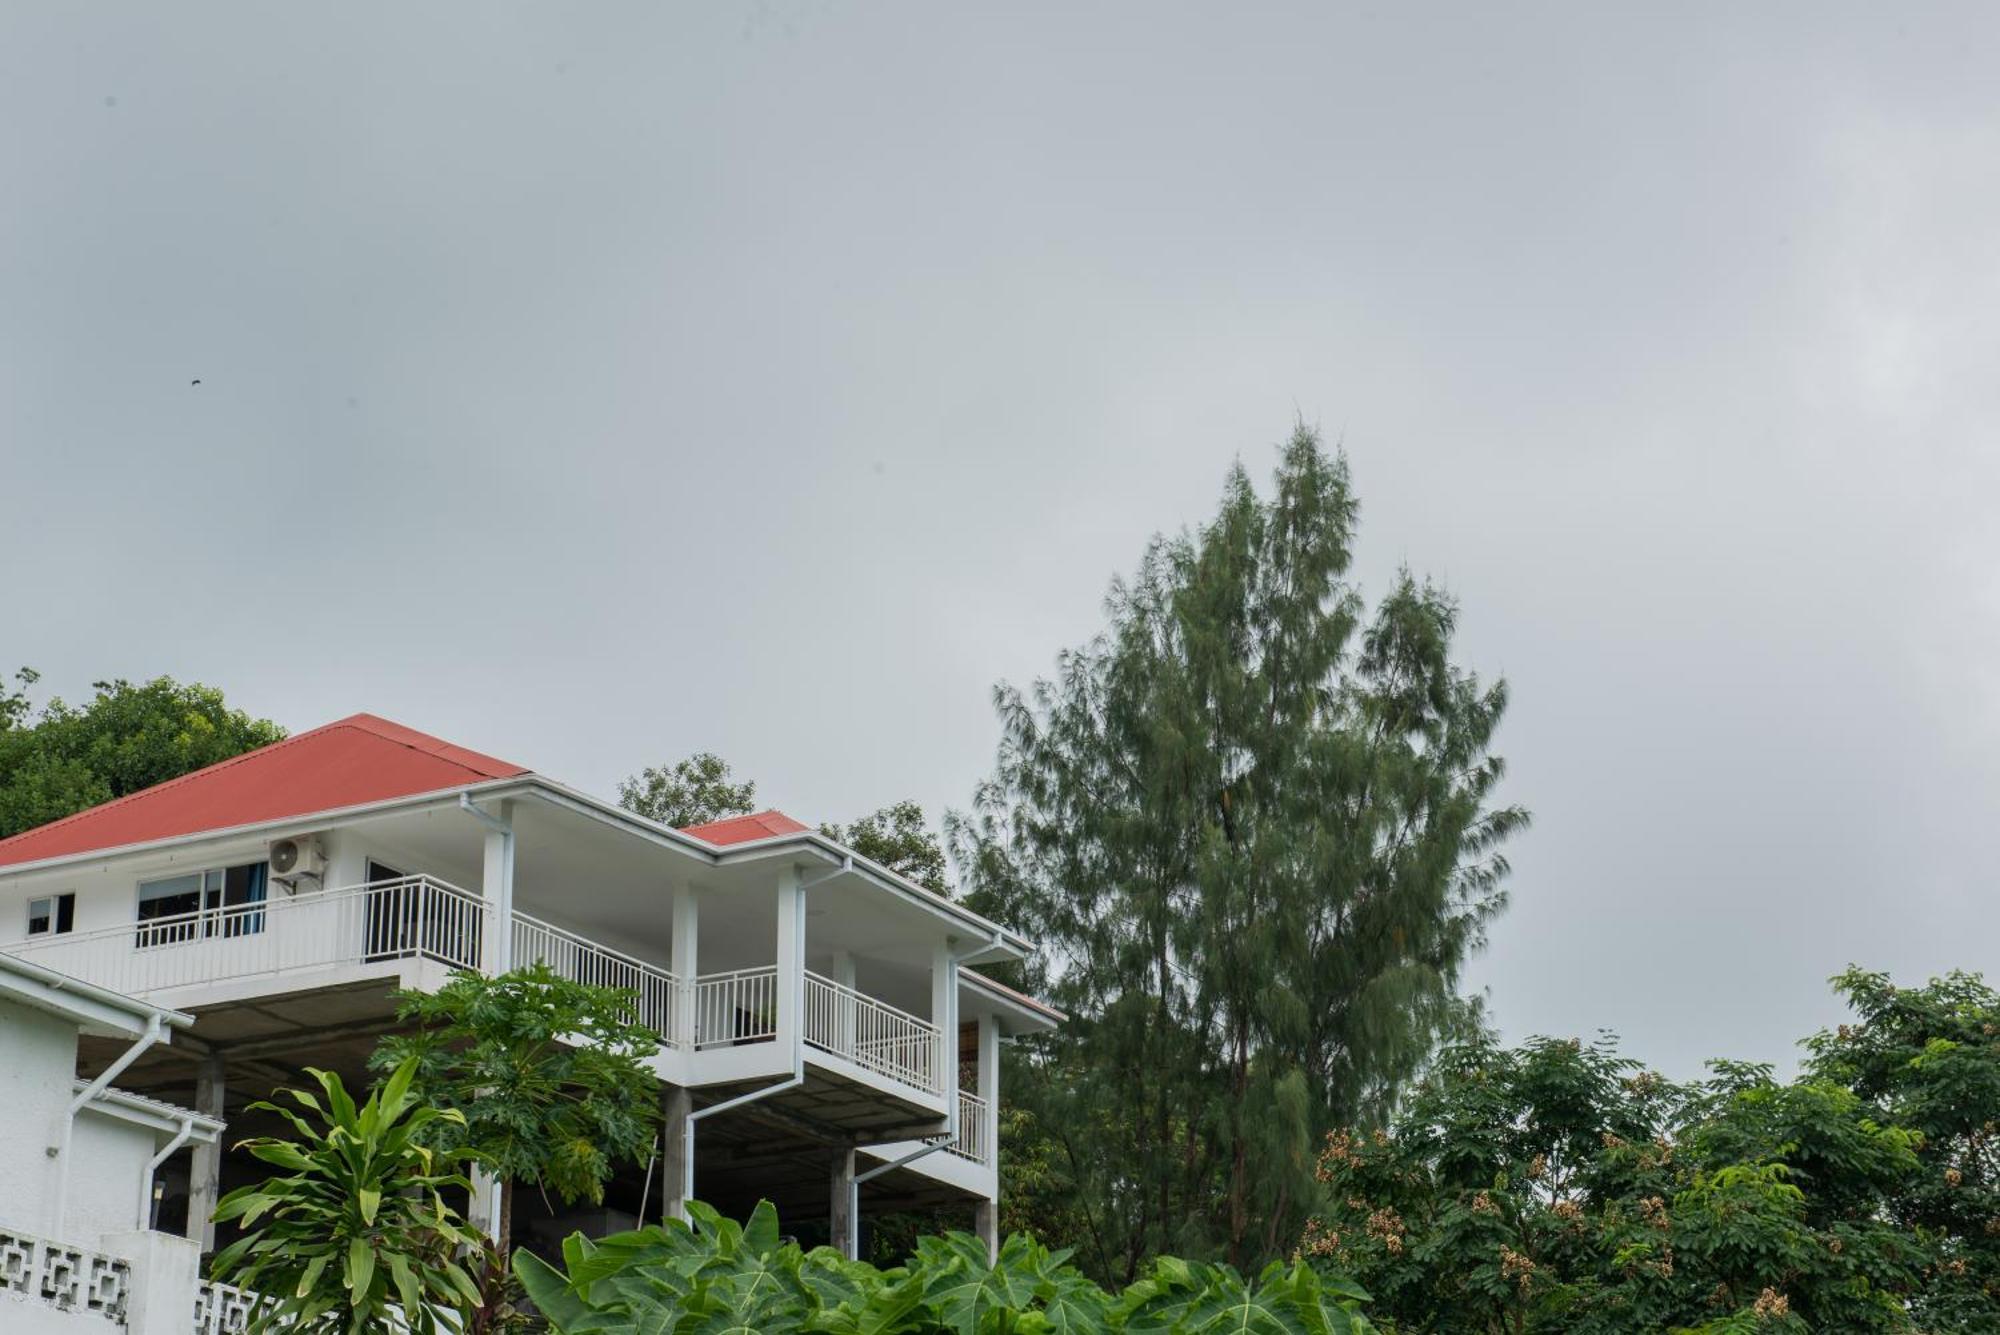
[{"left": 136, "top": 861, "right": 268, "bottom": 946}]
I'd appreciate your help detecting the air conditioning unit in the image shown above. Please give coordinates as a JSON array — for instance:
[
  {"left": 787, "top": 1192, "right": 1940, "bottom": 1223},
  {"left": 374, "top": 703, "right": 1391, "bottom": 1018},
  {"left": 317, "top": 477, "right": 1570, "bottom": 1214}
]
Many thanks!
[{"left": 268, "top": 835, "right": 326, "bottom": 889}]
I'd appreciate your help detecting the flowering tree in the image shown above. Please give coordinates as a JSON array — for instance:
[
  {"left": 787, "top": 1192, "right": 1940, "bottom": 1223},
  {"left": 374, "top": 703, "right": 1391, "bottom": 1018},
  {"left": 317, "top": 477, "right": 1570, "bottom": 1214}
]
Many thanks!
[{"left": 1301, "top": 971, "right": 2000, "bottom": 1332}]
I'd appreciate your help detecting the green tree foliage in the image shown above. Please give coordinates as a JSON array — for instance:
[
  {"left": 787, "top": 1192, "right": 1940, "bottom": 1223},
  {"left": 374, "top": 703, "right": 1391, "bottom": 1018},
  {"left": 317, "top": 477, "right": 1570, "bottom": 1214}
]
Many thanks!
[
  {"left": 617, "top": 751, "right": 756, "bottom": 828},
  {"left": 209, "top": 1061, "right": 485, "bottom": 1334},
  {"left": 0, "top": 671, "right": 285, "bottom": 838},
  {"left": 516, "top": 1198, "right": 1378, "bottom": 1333},
  {"left": 950, "top": 426, "right": 1526, "bottom": 1277},
  {"left": 822, "top": 799, "right": 952, "bottom": 895},
  {"left": 1297, "top": 974, "right": 2000, "bottom": 1333},
  {"left": 370, "top": 965, "right": 663, "bottom": 1263},
  {"left": 1806, "top": 968, "right": 2000, "bottom": 1330}
]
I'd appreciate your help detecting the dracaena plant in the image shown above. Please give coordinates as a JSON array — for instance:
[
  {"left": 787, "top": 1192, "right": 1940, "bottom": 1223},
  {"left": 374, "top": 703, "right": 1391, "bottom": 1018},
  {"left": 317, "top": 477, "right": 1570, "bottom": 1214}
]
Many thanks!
[
  {"left": 209, "top": 1059, "right": 486, "bottom": 1334},
  {"left": 514, "top": 1197, "right": 1376, "bottom": 1333}
]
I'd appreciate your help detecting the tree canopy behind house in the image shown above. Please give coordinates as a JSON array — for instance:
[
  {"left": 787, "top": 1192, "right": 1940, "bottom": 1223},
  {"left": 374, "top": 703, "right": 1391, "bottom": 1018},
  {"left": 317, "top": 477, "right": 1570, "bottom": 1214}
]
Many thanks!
[
  {"left": 949, "top": 424, "right": 1528, "bottom": 1280},
  {"left": 1304, "top": 968, "right": 2000, "bottom": 1333},
  {"left": 0, "top": 670, "right": 286, "bottom": 839}
]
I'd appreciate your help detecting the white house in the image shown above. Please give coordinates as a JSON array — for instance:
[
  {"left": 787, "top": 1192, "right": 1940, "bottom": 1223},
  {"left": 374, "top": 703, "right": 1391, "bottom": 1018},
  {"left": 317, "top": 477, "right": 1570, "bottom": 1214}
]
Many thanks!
[
  {"left": 0, "top": 713, "right": 1060, "bottom": 1265},
  {"left": 0, "top": 950, "right": 229, "bottom": 1335}
]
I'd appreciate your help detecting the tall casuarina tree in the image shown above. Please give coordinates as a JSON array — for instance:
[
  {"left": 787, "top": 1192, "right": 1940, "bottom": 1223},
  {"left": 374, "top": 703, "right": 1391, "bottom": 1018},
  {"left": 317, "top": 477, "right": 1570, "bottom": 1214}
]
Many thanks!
[{"left": 951, "top": 425, "right": 1527, "bottom": 1278}]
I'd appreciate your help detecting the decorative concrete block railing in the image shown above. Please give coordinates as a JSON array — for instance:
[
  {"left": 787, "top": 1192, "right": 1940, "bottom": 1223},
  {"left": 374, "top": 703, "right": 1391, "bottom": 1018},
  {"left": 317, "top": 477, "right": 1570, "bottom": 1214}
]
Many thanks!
[
  {"left": 191, "top": 1279, "right": 259, "bottom": 1335},
  {"left": 0, "top": 1228, "right": 132, "bottom": 1324}
]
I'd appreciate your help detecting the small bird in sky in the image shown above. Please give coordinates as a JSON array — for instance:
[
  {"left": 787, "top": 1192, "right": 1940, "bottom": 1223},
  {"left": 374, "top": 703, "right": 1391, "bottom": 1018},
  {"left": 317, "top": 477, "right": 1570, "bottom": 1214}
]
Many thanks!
[{"left": 190, "top": 379, "right": 201, "bottom": 386}]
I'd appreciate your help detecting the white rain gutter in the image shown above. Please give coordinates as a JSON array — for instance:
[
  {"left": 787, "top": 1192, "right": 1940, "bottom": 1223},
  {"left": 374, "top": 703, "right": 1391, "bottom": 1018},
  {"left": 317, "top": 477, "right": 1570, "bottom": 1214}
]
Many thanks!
[
  {"left": 138, "top": 1113, "right": 200, "bottom": 1229},
  {"left": 51, "top": 1012, "right": 166, "bottom": 1238},
  {"left": 679, "top": 859, "right": 849, "bottom": 1210},
  {"left": 844, "top": 927, "right": 999, "bottom": 1258}
]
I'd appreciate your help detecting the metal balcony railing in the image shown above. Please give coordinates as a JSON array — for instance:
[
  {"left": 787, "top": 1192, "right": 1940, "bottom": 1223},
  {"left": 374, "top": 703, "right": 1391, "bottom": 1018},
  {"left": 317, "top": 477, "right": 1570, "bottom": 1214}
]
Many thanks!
[
  {"left": 2, "top": 875, "right": 487, "bottom": 997},
  {"left": 803, "top": 970, "right": 943, "bottom": 1095}
]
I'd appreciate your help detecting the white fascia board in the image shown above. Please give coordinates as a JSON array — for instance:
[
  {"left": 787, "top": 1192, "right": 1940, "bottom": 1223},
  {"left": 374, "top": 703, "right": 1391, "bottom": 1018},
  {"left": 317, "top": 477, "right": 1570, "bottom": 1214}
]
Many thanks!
[
  {"left": 960, "top": 968, "right": 1064, "bottom": 1033},
  {"left": 0, "top": 953, "right": 195, "bottom": 1037},
  {"left": 0, "top": 777, "right": 532, "bottom": 882},
  {"left": 75, "top": 1083, "right": 224, "bottom": 1143}
]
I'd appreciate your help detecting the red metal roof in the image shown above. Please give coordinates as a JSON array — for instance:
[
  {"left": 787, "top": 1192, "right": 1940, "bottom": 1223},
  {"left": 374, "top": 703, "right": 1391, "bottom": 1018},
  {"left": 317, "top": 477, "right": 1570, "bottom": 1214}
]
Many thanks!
[
  {"left": 677, "top": 809, "right": 812, "bottom": 846},
  {"left": 0, "top": 714, "right": 529, "bottom": 869}
]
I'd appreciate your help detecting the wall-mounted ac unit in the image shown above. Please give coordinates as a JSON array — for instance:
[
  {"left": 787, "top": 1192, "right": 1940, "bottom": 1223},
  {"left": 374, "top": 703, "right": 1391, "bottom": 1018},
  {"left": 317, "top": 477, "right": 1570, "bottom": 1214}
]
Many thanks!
[{"left": 268, "top": 835, "right": 326, "bottom": 889}]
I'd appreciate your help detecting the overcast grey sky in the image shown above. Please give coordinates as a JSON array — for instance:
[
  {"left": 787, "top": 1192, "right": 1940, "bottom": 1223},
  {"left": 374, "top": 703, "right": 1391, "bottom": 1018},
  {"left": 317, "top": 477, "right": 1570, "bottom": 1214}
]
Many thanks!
[{"left": 5, "top": 3, "right": 1997, "bottom": 1079}]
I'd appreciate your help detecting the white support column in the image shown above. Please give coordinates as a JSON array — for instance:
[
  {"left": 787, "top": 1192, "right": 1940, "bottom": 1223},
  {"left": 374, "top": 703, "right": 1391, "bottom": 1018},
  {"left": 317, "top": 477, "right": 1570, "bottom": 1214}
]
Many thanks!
[
  {"left": 931, "top": 942, "right": 955, "bottom": 1097},
  {"left": 672, "top": 886, "right": 700, "bottom": 1048},
  {"left": 774, "top": 866, "right": 804, "bottom": 1058},
  {"left": 976, "top": 1011, "right": 1000, "bottom": 1231},
  {"left": 188, "top": 1054, "right": 225, "bottom": 1252},
  {"left": 832, "top": 949, "right": 856, "bottom": 1057},
  {"left": 978, "top": 1012, "right": 1001, "bottom": 1199},
  {"left": 480, "top": 799, "right": 515, "bottom": 975}
]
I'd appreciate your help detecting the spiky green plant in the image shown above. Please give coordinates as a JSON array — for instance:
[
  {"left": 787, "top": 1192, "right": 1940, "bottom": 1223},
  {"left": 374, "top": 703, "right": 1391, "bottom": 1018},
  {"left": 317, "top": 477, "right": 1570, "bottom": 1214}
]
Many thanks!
[{"left": 209, "top": 1059, "right": 485, "bottom": 1333}]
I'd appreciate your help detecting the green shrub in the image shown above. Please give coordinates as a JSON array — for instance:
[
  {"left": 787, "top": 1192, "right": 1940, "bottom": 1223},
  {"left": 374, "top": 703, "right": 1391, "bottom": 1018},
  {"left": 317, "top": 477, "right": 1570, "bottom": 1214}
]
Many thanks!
[{"left": 515, "top": 1198, "right": 1376, "bottom": 1333}]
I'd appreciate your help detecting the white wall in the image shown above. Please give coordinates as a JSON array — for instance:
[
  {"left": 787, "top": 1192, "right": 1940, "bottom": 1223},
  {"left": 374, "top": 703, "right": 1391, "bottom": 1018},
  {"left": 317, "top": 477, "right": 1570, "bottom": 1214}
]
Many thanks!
[
  {"left": 69, "top": 1111, "right": 158, "bottom": 1241},
  {"left": 0, "top": 999, "right": 75, "bottom": 1236}
]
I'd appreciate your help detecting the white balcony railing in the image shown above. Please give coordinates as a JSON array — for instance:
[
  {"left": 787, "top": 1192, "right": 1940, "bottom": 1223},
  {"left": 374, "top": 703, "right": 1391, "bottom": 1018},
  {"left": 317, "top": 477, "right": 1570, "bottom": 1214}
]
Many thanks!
[
  {"left": 691, "top": 966, "right": 779, "bottom": 1048},
  {"left": 950, "top": 1089, "right": 991, "bottom": 1163},
  {"left": 804, "top": 970, "right": 943, "bottom": 1094},
  {"left": 512, "top": 911, "right": 678, "bottom": 1038},
  {"left": 1, "top": 877, "right": 953, "bottom": 1100},
  {"left": 2, "top": 875, "right": 487, "bottom": 997}
]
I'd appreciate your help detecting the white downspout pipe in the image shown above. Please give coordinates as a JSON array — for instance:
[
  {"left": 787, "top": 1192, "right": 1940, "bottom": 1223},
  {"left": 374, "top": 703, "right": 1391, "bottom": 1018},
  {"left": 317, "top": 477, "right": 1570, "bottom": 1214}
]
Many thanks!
[
  {"left": 139, "top": 1116, "right": 199, "bottom": 1231},
  {"left": 52, "top": 1013, "right": 166, "bottom": 1238}
]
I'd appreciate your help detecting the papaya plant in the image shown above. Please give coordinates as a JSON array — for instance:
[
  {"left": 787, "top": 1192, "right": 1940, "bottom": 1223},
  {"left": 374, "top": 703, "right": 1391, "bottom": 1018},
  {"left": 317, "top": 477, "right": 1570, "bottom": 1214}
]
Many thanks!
[{"left": 514, "top": 1198, "right": 1376, "bottom": 1333}]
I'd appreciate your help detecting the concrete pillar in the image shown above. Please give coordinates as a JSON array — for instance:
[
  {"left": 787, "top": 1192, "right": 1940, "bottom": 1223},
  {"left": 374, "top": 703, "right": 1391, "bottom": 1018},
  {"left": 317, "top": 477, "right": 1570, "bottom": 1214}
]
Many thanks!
[
  {"left": 977, "top": 1013, "right": 1000, "bottom": 1167},
  {"left": 830, "top": 1146, "right": 857, "bottom": 1260},
  {"left": 662, "top": 1084, "right": 693, "bottom": 1222},
  {"left": 975, "top": 1200, "right": 999, "bottom": 1261},
  {"left": 105, "top": 1230, "right": 201, "bottom": 1335},
  {"left": 188, "top": 1054, "right": 225, "bottom": 1251},
  {"left": 671, "top": 886, "right": 699, "bottom": 1047},
  {"left": 931, "top": 942, "right": 955, "bottom": 1096},
  {"left": 774, "top": 866, "right": 803, "bottom": 1055},
  {"left": 832, "top": 949, "right": 856, "bottom": 1054},
  {"left": 481, "top": 800, "right": 515, "bottom": 974}
]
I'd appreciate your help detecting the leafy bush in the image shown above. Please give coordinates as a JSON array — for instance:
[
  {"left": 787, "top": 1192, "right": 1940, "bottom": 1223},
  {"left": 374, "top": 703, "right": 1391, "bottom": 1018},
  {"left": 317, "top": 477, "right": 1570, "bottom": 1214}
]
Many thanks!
[{"left": 516, "top": 1198, "right": 1377, "bottom": 1333}]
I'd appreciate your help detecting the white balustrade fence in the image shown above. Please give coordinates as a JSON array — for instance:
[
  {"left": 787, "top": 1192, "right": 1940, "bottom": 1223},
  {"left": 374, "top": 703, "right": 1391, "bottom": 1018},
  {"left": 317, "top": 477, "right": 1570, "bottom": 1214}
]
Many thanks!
[
  {"left": 512, "top": 912, "right": 678, "bottom": 1038},
  {"left": 692, "top": 966, "right": 779, "bottom": 1048},
  {"left": 2, "top": 876, "right": 487, "bottom": 998},
  {"left": 803, "top": 971, "right": 942, "bottom": 1095},
  {"left": 950, "top": 1089, "right": 991, "bottom": 1164},
  {"left": 0, "top": 1228, "right": 130, "bottom": 1324}
]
